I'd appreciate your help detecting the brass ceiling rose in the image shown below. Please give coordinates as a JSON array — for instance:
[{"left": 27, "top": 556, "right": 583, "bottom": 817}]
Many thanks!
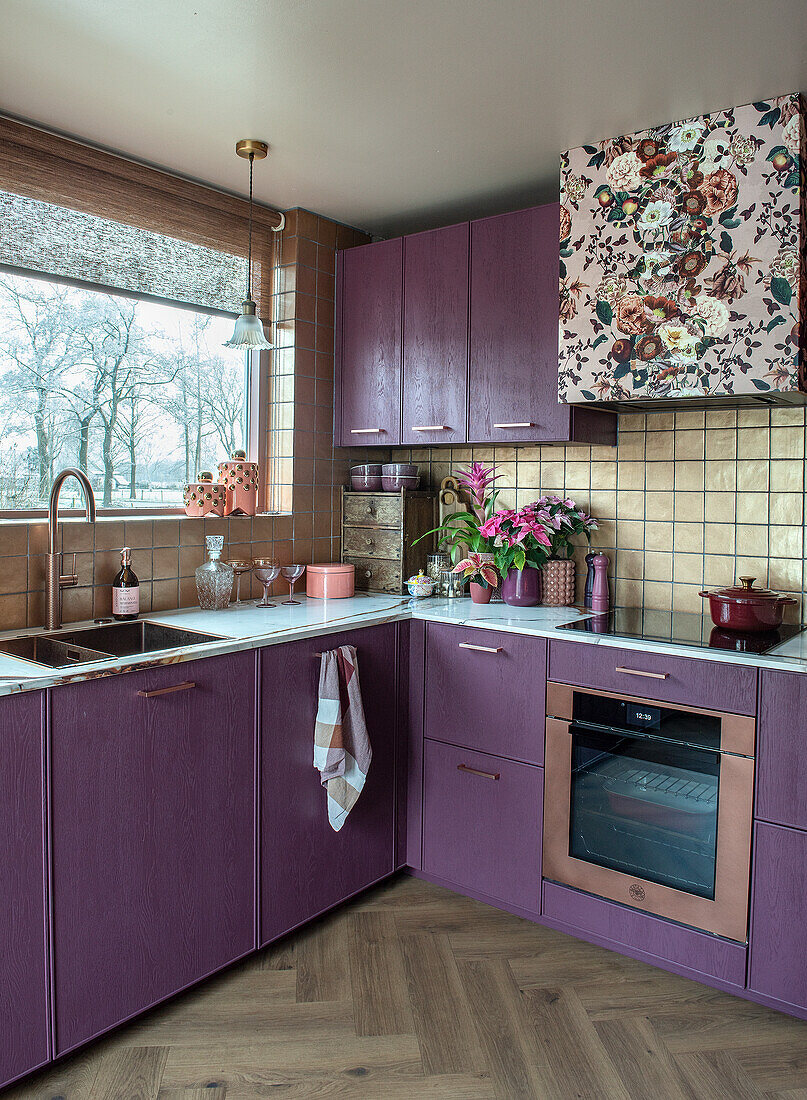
[{"left": 235, "top": 138, "right": 268, "bottom": 160}]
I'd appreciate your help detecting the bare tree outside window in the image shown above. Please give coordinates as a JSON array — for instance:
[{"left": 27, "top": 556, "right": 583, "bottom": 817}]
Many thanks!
[{"left": 0, "top": 271, "right": 247, "bottom": 510}]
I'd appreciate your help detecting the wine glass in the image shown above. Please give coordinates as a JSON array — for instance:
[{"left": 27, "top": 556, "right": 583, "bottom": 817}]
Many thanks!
[
  {"left": 280, "top": 564, "right": 306, "bottom": 605},
  {"left": 224, "top": 559, "right": 252, "bottom": 606},
  {"left": 252, "top": 557, "right": 280, "bottom": 607}
]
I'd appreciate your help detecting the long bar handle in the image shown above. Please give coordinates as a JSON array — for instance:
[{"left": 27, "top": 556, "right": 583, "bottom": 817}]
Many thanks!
[
  {"left": 137, "top": 681, "right": 196, "bottom": 698},
  {"left": 615, "top": 666, "right": 669, "bottom": 680},
  {"left": 412, "top": 425, "right": 448, "bottom": 432},
  {"left": 350, "top": 428, "right": 383, "bottom": 434},
  {"left": 493, "top": 422, "right": 534, "bottom": 429},
  {"left": 457, "top": 763, "right": 500, "bottom": 781},
  {"left": 458, "top": 642, "right": 503, "bottom": 654}
]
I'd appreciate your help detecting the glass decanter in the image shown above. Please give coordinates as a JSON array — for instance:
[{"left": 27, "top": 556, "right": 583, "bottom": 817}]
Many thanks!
[{"left": 195, "top": 535, "right": 234, "bottom": 610}]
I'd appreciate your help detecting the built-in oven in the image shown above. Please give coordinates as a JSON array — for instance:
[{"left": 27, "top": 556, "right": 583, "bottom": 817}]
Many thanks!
[{"left": 543, "top": 682, "right": 755, "bottom": 942}]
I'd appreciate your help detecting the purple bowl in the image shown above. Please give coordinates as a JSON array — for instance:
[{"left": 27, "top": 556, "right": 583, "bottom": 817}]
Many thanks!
[
  {"left": 382, "top": 463, "right": 418, "bottom": 477},
  {"left": 351, "top": 463, "right": 383, "bottom": 475},
  {"left": 351, "top": 473, "right": 383, "bottom": 492},
  {"left": 382, "top": 474, "right": 420, "bottom": 492}
]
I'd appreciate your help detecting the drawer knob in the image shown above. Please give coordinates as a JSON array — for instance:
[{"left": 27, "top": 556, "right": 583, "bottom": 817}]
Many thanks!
[
  {"left": 457, "top": 763, "right": 500, "bottom": 781},
  {"left": 137, "top": 681, "right": 196, "bottom": 698},
  {"left": 365, "top": 538, "right": 375, "bottom": 547},
  {"left": 458, "top": 642, "right": 502, "bottom": 654},
  {"left": 365, "top": 570, "right": 372, "bottom": 578},
  {"left": 615, "top": 666, "right": 669, "bottom": 680}
]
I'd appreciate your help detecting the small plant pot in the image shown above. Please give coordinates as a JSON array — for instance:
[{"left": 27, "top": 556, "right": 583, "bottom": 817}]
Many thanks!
[{"left": 470, "top": 582, "right": 492, "bottom": 604}]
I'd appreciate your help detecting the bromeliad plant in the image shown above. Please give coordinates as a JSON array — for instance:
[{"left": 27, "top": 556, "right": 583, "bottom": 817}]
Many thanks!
[{"left": 415, "top": 462, "right": 503, "bottom": 563}]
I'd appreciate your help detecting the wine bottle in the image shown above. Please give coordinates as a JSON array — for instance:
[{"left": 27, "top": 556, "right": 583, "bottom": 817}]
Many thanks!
[{"left": 112, "top": 547, "right": 140, "bottom": 621}]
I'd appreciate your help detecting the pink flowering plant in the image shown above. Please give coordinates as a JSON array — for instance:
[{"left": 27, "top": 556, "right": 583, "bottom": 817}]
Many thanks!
[
  {"left": 478, "top": 505, "right": 554, "bottom": 578},
  {"left": 415, "top": 462, "right": 503, "bottom": 563},
  {"left": 452, "top": 552, "right": 499, "bottom": 590},
  {"left": 533, "top": 495, "right": 599, "bottom": 559}
]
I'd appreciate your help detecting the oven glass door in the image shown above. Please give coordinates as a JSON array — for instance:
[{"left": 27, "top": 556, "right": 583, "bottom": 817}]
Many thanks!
[{"left": 569, "top": 724, "right": 720, "bottom": 901}]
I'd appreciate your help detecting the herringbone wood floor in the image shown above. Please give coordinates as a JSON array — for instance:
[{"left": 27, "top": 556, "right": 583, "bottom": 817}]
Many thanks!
[{"left": 9, "top": 874, "right": 807, "bottom": 1099}]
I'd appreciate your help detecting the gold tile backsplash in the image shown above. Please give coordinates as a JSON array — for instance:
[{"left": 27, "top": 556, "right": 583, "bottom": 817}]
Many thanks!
[{"left": 391, "top": 405, "right": 807, "bottom": 620}]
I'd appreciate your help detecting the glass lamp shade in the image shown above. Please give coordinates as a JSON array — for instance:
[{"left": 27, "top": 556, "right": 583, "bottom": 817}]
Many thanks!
[{"left": 223, "top": 298, "right": 274, "bottom": 350}]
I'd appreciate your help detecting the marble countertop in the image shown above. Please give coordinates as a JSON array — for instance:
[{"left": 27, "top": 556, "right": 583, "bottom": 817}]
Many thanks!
[{"left": 0, "top": 593, "right": 806, "bottom": 698}]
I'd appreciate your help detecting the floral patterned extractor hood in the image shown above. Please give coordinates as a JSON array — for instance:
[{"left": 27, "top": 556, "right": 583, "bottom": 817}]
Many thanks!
[{"left": 558, "top": 93, "right": 804, "bottom": 404}]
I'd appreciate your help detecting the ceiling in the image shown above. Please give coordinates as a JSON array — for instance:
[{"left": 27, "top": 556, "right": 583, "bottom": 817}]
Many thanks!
[{"left": 1, "top": 0, "right": 806, "bottom": 237}]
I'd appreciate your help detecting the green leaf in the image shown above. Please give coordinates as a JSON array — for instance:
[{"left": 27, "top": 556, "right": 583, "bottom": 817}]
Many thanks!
[
  {"left": 721, "top": 219, "right": 741, "bottom": 229},
  {"left": 595, "top": 300, "right": 613, "bottom": 325},
  {"left": 751, "top": 378, "right": 772, "bottom": 390},
  {"left": 719, "top": 231, "right": 733, "bottom": 253},
  {"left": 766, "top": 145, "right": 788, "bottom": 162},
  {"left": 766, "top": 315, "right": 786, "bottom": 332},
  {"left": 559, "top": 260, "right": 567, "bottom": 279},
  {"left": 581, "top": 390, "right": 597, "bottom": 401},
  {"left": 592, "top": 334, "right": 608, "bottom": 349},
  {"left": 759, "top": 107, "right": 781, "bottom": 128},
  {"left": 785, "top": 171, "right": 800, "bottom": 189},
  {"left": 771, "top": 277, "right": 793, "bottom": 306},
  {"left": 514, "top": 548, "right": 526, "bottom": 572},
  {"left": 718, "top": 207, "right": 738, "bottom": 225},
  {"left": 614, "top": 362, "right": 632, "bottom": 379}
]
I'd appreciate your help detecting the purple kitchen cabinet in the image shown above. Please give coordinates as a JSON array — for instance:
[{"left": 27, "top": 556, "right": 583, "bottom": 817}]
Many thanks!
[
  {"left": 425, "top": 622, "right": 546, "bottom": 764},
  {"left": 468, "top": 204, "right": 615, "bottom": 445},
  {"left": 401, "top": 223, "right": 469, "bottom": 445},
  {"left": 49, "top": 653, "right": 256, "bottom": 1055},
  {"left": 260, "top": 624, "right": 397, "bottom": 944},
  {"left": 756, "top": 670, "right": 807, "bottom": 830},
  {"left": 0, "top": 692, "right": 49, "bottom": 1089},
  {"left": 748, "top": 822, "right": 807, "bottom": 1016},
  {"left": 336, "top": 238, "right": 403, "bottom": 447},
  {"left": 422, "top": 739, "right": 543, "bottom": 913}
]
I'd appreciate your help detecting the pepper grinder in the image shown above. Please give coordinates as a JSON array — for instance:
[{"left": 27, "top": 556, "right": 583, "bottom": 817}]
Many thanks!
[
  {"left": 591, "top": 553, "right": 610, "bottom": 614},
  {"left": 584, "top": 552, "right": 596, "bottom": 609}
]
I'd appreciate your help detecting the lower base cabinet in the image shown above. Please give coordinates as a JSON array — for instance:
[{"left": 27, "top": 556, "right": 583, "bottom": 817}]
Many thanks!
[
  {"left": 422, "top": 739, "right": 543, "bottom": 914},
  {"left": 49, "top": 653, "right": 256, "bottom": 1054},
  {"left": 748, "top": 821, "right": 807, "bottom": 1015},
  {"left": 0, "top": 692, "right": 49, "bottom": 1089},
  {"left": 260, "top": 624, "right": 398, "bottom": 944}
]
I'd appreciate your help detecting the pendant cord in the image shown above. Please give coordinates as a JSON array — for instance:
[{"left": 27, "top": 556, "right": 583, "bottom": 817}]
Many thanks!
[{"left": 246, "top": 152, "right": 254, "bottom": 301}]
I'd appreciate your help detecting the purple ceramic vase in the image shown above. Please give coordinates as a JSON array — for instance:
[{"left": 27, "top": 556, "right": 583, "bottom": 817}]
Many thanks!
[{"left": 501, "top": 566, "right": 542, "bottom": 607}]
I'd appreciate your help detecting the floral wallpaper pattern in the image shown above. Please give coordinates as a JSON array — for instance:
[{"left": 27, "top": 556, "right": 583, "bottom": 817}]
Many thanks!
[{"left": 558, "top": 94, "right": 805, "bottom": 403}]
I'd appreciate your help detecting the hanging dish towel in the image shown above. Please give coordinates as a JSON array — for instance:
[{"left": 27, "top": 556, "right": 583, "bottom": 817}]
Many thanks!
[{"left": 314, "top": 645, "right": 372, "bottom": 832}]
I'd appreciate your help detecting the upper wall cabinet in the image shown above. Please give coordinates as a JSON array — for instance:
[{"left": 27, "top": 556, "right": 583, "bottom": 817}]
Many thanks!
[
  {"left": 335, "top": 205, "right": 616, "bottom": 448},
  {"left": 559, "top": 92, "right": 805, "bottom": 407},
  {"left": 401, "top": 223, "right": 469, "bottom": 446},
  {"left": 336, "top": 238, "right": 403, "bottom": 446}
]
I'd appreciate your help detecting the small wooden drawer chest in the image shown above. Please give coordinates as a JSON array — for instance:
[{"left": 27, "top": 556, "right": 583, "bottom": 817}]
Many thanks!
[{"left": 341, "top": 488, "right": 437, "bottom": 594}]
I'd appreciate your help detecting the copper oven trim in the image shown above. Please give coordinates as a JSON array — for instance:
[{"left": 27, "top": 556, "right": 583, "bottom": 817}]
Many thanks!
[
  {"left": 545, "top": 681, "right": 755, "bottom": 757},
  {"left": 543, "top": 717, "right": 754, "bottom": 942}
]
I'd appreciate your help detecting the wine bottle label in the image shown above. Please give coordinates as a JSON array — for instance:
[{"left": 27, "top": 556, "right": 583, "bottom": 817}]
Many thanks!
[{"left": 112, "top": 586, "right": 140, "bottom": 615}]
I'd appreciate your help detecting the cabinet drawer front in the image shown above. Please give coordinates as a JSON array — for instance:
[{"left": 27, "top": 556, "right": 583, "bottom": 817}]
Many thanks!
[
  {"left": 425, "top": 622, "right": 546, "bottom": 763},
  {"left": 548, "top": 640, "right": 757, "bottom": 715},
  {"left": 343, "top": 493, "right": 403, "bottom": 527},
  {"left": 756, "top": 671, "right": 807, "bottom": 830},
  {"left": 343, "top": 525, "right": 402, "bottom": 558},
  {"left": 345, "top": 555, "right": 402, "bottom": 593},
  {"left": 423, "top": 739, "right": 542, "bottom": 913}
]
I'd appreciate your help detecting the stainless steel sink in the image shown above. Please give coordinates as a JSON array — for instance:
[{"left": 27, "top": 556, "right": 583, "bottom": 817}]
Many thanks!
[{"left": 0, "top": 621, "right": 224, "bottom": 669}]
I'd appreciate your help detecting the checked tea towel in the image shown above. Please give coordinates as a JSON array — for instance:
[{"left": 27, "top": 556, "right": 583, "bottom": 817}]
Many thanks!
[{"left": 314, "top": 645, "right": 371, "bottom": 831}]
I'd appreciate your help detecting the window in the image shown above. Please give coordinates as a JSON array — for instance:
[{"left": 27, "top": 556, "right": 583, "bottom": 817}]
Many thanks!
[{"left": 0, "top": 268, "right": 248, "bottom": 510}]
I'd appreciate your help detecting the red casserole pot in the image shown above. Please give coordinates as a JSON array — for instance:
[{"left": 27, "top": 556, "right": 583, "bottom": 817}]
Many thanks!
[{"left": 700, "top": 576, "right": 797, "bottom": 632}]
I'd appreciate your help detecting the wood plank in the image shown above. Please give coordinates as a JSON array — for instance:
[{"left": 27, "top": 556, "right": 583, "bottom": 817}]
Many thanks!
[
  {"left": 673, "top": 1050, "right": 764, "bottom": 1100},
  {"left": 574, "top": 974, "right": 740, "bottom": 1020},
  {"left": 398, "top": 933, "right": 486, "bottom": 1075},
  {"left": 522, "top": 987, "right": 630, "bottom": 1099},
  {"left": 731, "top": 1046, "right": 807, "bottom": 1092},
  {"left": 455, "top": 958, "right": 554, "bottom": 1099},
  {"left": 594, "top": 1017, "right": 693, "bottom": 1100},
  {"left": 88, "top": 1046, "right": 168, "bottom": 1100},
  {"left": 349, "top": 912, "right": 414, "bottom": 1036},
  {"left": 258, "top": 936, "right": 297, "bottom": 971},
  {"left": 650, "top": 1002, "right": 807, "bottom": 1054},
  {"left": 295, "top": 911, "right": 352, "bottom": 1003}
]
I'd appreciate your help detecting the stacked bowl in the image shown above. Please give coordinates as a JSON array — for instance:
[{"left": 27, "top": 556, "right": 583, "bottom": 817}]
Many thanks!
[{"left": 381, "top": 463, "right": 419, "bottom": 491}]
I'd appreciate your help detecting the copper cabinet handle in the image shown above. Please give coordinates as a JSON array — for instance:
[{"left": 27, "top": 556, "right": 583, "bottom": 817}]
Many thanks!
[
  {"left": 412, "top": 425, "right": 448, "bottom": 432},
  {"left": 137, "top": 681, "right": 196, "bottom": 698},
  {"left": 615, "top": 666, "right": 669, "bottom": 680},
  {"left": 350, "top": 428, "right": 383, "bottom": 434},
  {"left": 457, "top": 763, "right": 500, "bottom": 781},
  {"left": 458, "top": 642, "right": 503, "bottom": 654},
  {"left": 493, "top": 422, "right": 534, "bottom": 429}
]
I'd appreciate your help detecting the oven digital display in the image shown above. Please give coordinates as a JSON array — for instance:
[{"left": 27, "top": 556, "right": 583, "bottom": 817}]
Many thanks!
[{"left": 625, "top": 702, "right": 661, "bottom": 729}]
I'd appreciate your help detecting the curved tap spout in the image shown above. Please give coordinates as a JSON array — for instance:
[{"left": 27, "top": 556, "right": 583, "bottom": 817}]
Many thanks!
[{"left": 46, "top": 468, "right": 97, "bottom": 629}]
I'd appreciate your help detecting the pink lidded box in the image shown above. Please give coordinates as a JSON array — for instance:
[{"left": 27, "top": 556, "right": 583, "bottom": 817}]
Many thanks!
[{"left": 306, "top": 563, "right": 355, "bottom": 599}]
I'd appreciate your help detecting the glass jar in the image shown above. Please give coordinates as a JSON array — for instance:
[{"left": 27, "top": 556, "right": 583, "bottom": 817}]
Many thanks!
[
  {"left": 427, "top": 552, "right": 450, "bottom": 586},
  {"left": 440, "top": 569, "right": 466, "bottom": 599},
  {"left": 195, "top": 535, "right": 234, "bottom": 610}
]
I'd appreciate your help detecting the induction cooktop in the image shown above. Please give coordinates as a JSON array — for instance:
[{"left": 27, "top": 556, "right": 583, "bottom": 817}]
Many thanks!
[{"left": 556, "top": 608, "right": 803, "bottom": 655}]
